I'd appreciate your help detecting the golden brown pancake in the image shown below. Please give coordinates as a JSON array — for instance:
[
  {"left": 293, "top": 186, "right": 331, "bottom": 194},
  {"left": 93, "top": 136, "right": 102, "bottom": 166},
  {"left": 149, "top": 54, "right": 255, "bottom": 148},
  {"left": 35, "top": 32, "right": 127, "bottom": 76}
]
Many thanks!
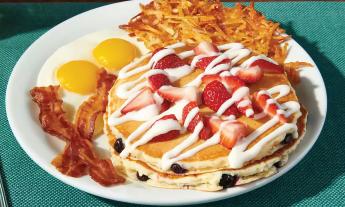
[{"left": 104, "top": 44, "right": 307, "bottom": 191}]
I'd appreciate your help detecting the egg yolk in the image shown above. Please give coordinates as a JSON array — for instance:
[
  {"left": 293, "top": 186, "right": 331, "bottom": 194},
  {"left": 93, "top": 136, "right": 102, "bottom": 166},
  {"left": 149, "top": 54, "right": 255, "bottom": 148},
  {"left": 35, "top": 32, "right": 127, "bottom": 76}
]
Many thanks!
[
  {"left": 93, "top": 38, "right": 140, "bottom": 72},
  {"left": 56, "top": 60, "right": 100, "bottom": 95}
]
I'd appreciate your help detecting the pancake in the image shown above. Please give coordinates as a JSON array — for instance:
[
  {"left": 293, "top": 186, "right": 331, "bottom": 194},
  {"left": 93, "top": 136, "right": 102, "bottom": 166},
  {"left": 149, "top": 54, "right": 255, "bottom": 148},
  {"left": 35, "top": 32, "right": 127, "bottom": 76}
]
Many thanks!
[{"left": 104, "top": 42, "right": 307, "bottom": 191}]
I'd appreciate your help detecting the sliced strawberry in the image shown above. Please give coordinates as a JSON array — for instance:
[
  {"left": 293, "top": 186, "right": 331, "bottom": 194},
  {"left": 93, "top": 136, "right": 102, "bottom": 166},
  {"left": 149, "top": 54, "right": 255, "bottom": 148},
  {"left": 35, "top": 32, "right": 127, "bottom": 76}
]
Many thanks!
[
  {"left": 182, "top": 102, "right": 212, "bottom": 139},
  {"left": 158, "top": 86, "right": 200, "bottom": 103},
  {"left": 251, "top": 59, "right": 284, "bottom": 74},
  {"left": 160, "top": 100, "right": 171, "bottom": 113},
  {"left": 237, "top": 65, "right": 263, "bottom": 83},
  {"left": 201, "top": 74, "right": 222, "bottom": 85},
  {"left": 154, "top": 54, "right": 186, "bottom": 69},
  {"left": 193, "top": 41, "right": 219, "bottom": 56},
  {"left": 202, "top": 81, "right": 239, "bottom": 116},
  {"left": 252, "top": 100, "right": 263, "bottom": 114},
  {"left": 158, "top": 114, "right": 177, "bottom": 121},
  {"left": 200, "top": 117, "right": 212, "bottom": 140},
  {"left": 121, "top": 87, "right": 155, "bottom": 114},
  {"left": 182, "top": 102, "right": 201, "bottom": 132},
  {"left": 222, "top": 76, "right": 245, "bottom": 91},
  {"left": 195, "top": 56, "right": 231, "bottom": 70},
  {"left": 150, "top": 114, "right": 180, "bottom": 142},
  {"left": 148, "top": 74, "right": 170, "bottom": 91},
  {"left": 253, "top": 92, "right": 287, "bottom": 123},
  {"left": 151, "top": 130, "right": 180, "bottom": 142},
  {"left": 236, "top": 97, "right": 254, "bottom": 118},
  {"left": 209, "top": 117, "right": 248, "bottom": 149}
]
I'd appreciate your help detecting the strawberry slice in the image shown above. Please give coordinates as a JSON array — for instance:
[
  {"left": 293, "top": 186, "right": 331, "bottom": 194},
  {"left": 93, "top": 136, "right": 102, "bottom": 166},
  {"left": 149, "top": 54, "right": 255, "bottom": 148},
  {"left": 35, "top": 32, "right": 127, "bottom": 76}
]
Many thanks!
[
  {"left": 237, "top": 65, "right": 263, "bottom": 83},
  {"left": 252, "top": 100, "right": 263, "bottom": 114},
  {"left": 153, "top": 54, "right": 186, "bottom": 70},
  {"left": 251, "top": 59, "right": 284, "bottom": 74},
  {"left": 200, "top": 117, "right": 212, "bottom": 140},
  {"left": 223, "top": 76, "right": 253, "bottom": 118},
  {"left": 209, "top": 117, "right": 248, "bottom": 149},
  {"left": 195, "top": 56, "right": 231, "bottom": 70},
  {"left": 222, "top": 76, "right": 245, "bottom": 91},
  {"left": 236, "top": 97, "right": 254, "bottom": 118},
  {"left": 193, "top": 41, "right": 219, "bottom": 56},
  {"left": 158, "top": 86, "right": 200, "bottom": 103},
  {"left": 182, "top": 102, "right": 212, "bottom": 139},
  {"left": 151, "top": 114, "right": 180, "bottom": 142},
  {"left": 160, "top": 100, "right": 171, "bottom": 113},
  {"left": 202, "top": 81, "right": 239, "bottom": 116},
  {"left": 148, "top": 74, "right": 170, "bottom": 91},
  {"left": 121, "top": 87, "right": 155, "bottom": 114},
  {"left": 201, "top": 74, "right": 222, "bottom": 85},
  {"left": 182, "top": 102, "right": 201, "bottom": 132},
  {"left": 253, "top": 92, "right": 288, "bottom": 123}
]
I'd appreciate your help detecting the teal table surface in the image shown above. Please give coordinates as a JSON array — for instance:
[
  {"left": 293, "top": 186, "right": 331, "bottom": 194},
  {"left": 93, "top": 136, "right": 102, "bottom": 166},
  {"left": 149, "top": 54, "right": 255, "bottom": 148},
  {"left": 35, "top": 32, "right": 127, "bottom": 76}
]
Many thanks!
[{"left": 1, "top": 2, "right": 345, "bottom": 206}]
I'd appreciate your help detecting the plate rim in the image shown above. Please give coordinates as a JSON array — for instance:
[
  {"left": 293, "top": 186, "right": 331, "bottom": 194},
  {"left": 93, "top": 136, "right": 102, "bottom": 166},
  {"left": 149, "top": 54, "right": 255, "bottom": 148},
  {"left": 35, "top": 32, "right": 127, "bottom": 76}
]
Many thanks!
[{"left": 5, "top": 1, "right": 328, "bottom": 206}]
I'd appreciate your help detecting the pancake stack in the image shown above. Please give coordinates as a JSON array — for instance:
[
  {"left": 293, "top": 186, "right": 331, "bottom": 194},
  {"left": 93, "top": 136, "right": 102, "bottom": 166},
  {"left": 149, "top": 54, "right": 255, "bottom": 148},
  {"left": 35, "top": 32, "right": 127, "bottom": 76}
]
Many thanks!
[{"left": 104, "top": 42, "right": 307, "bottom": 191}]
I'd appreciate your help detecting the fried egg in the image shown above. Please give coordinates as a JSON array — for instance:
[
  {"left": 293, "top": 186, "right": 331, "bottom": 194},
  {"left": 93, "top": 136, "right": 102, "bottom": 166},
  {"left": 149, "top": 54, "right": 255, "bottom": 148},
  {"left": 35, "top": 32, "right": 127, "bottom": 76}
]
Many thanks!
[{"left": 37, "top": 29, "right": 149, "bottom": 121}]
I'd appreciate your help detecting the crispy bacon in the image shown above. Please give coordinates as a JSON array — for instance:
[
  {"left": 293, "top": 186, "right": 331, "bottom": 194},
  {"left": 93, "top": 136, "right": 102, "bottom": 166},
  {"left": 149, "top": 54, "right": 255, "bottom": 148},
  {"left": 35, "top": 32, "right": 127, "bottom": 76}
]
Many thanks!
[
  {"left": 30, "top": 86, "right": 76, "bottom": 141},
  {"left": 51, "top": 141, "right": 88, "bottom": 177},
  {"left": 30, "top": 71, "right": 124, "bottom": 186},
  {"left": 75, "top": 70, "right": 116, "bottom": 139}
]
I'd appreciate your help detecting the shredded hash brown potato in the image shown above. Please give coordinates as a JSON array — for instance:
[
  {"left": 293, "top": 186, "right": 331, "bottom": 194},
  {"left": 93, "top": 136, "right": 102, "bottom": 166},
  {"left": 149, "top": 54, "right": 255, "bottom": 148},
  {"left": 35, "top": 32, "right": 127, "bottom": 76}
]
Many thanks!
[
  {"left": 30, "top": 72, "right": 124, "bottom": 186},
  {"left": 120, "top": 0, "right": 312, "bottom": 82}
]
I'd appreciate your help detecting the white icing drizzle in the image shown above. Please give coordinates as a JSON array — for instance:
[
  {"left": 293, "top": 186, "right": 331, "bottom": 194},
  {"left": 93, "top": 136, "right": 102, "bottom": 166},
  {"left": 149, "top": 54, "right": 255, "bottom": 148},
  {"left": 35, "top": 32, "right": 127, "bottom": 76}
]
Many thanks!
[
  {"left": 228, "top": 102, "right": 299, "bottom": 168},
  {"left": 240, "top": 54, "right": 278, "bottom": 68},
  {"left": 268, "top": 85, "right": 291, "bottom": 100},
  {"left": 237, "top": 99, "right": 251, "bottom": 108},
  {"left": 108, "top": 104, "right": 160, "bottom": 126},
  {"left": 164, "top": 65, "right": 193, "bottom": 82},
  {"left": 161, "top": 121, "right": 204, "bottom": 170},
  {"left": 119, "top": 100, "right": 188, "bottom": 158},
  {"left": 109, "top": 41, "right": 301, "bottom": 171},
  {"left": 183, "top": 107, "right": 199, "bottom": 129},
  {"left": 120, "top": 118, "right": 182, "bottom": 158},
  {"left": 217, "top": 87, "right": 249, "bottom": 116}
]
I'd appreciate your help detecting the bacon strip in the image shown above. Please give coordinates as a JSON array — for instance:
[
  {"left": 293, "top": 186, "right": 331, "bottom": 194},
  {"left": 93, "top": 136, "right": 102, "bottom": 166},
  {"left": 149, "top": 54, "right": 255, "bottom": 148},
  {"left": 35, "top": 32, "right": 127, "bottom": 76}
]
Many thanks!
[
  {"left": 30, "top": 86, "right": 76, "bottom": 141},
  {"left": 75, "top": 70, "right": 116, "bottom": 139},
  {"left": 30, "top": 71, "right": 124, "bottom": 186}
]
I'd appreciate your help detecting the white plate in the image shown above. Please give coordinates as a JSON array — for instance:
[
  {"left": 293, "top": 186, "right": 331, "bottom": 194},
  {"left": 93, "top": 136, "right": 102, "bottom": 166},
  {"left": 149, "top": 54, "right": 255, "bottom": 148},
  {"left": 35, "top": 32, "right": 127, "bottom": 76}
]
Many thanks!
[{"left": 6, "top": 1, "right": 327, "bottom": 205}]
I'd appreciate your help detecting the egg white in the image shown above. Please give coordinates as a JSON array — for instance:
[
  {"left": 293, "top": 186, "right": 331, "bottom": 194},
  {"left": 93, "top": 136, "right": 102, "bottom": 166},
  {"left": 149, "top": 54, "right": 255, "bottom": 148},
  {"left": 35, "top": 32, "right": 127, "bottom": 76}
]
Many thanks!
[{"left": 37, "top": 28, "right": 149, "bottom": 120}]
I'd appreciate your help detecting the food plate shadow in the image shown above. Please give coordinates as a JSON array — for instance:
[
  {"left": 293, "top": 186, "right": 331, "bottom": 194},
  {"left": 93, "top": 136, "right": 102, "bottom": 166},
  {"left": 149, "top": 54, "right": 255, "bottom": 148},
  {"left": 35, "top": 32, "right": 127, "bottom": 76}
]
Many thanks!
[{"left": 183, "top": 23, "right": 344, "bottom": 207}]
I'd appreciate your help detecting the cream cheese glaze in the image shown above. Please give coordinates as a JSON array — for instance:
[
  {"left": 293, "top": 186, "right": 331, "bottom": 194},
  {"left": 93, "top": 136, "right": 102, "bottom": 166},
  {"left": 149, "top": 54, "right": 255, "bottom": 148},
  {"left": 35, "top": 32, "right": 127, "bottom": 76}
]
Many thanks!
[{"left": 108, "top": 42, "right": 302, "bottom": 170}]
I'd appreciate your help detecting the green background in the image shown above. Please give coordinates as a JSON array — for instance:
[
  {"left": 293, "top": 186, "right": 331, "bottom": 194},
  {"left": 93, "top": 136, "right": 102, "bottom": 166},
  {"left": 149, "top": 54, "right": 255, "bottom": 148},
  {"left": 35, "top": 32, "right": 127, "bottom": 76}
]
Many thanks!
[{"left": 1, "top": 2, "right": 345, "bottom": 206}]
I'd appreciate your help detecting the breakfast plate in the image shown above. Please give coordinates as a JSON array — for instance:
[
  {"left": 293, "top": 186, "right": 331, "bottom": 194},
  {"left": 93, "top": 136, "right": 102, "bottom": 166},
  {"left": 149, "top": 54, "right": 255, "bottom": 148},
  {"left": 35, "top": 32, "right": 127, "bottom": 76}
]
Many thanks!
[{"left": 6, "top": 0, "right": 327, "bottom": 205}]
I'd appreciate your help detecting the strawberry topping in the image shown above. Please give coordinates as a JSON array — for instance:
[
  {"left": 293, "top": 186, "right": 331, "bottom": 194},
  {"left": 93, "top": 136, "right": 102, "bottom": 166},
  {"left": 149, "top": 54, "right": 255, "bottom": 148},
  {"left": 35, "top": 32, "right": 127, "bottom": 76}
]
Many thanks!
[
  {"left": 251, "top": 59, "right": 284, "bottom": 74},
  {"left": 193, "top": 41, "right": 219, "bottom": 56},
  {"left": 148, "top": 73, "right": 170, "bottom": 91},
  {"left": 182, "top": 102, "right": 201, "bottom": 132},
  {"left": 121, "top": 87, "right": 155, "bottom": 114},
  {"left": 202, "top": 81, "right": 239, "bottom": 116},
  {"left": 153, "top": 53, "right": 186, "bottom": 70},
  {"left": 182, "top": 102, "right": 212, "bottom": 139},
  {"left": 151, "top": 114, "right": 180, "bottom": 142},
  {"left": 158, "top": 86, "right": 200, "bottom": 103},
  {"left": 201, "top": 74, "right": 222, "bottom": 85},
  {"left": 160, "top": 100, "right": 171, "bottom": 113},
  {"left": 195, "top": 56, "right": 231, "bottom": 70},
  {"left": 237, "top": 65, "right": 263, "bottom": 83},
  {"left": 222, "top": 76, "right": 246, "bottom": 91},
  {"left": 253, "top": 92, "right": 288, "bottom": 123},
  {"left": 208, "top": 117, "right": 248, "bottom": 149}
]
